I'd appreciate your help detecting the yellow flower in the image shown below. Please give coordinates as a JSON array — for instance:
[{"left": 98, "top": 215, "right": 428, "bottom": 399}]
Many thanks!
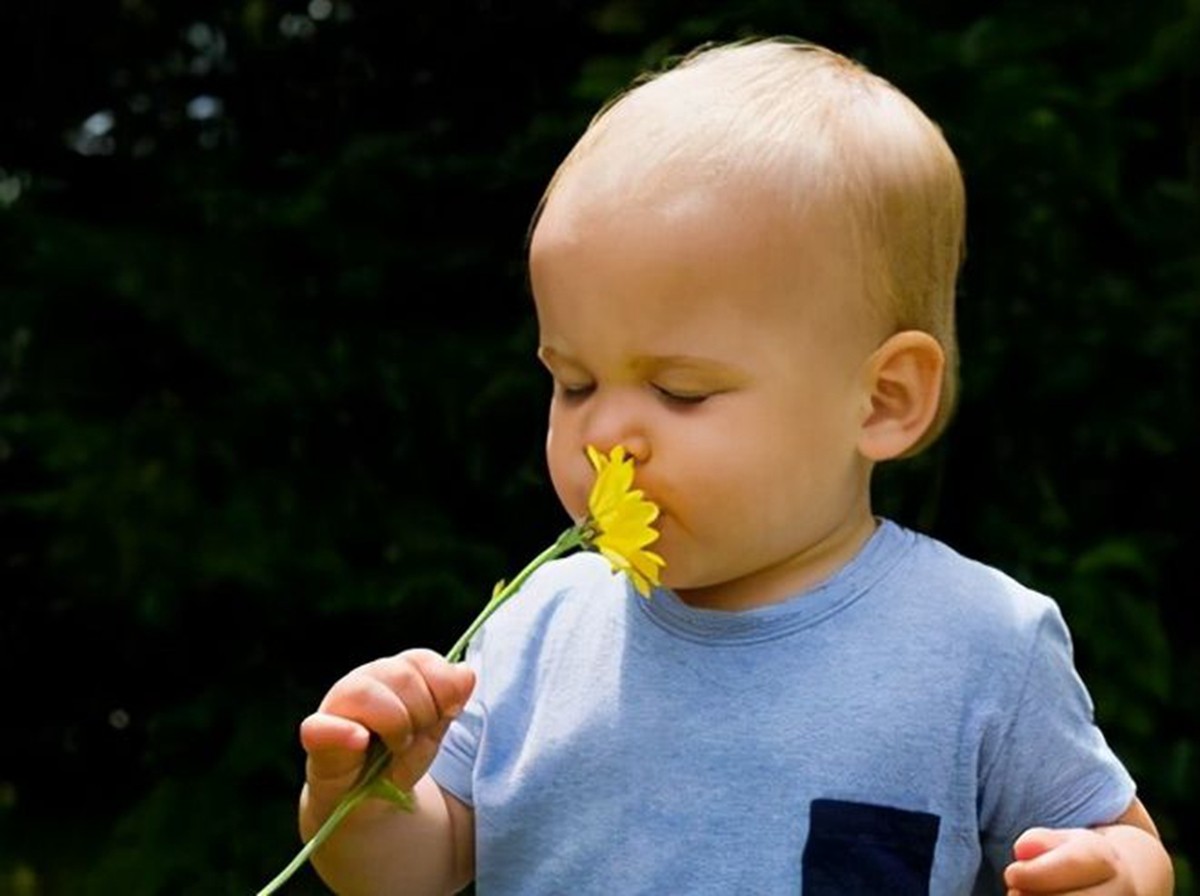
[{"left": 585, "top": 445, "right": 665, "bottom": 597}]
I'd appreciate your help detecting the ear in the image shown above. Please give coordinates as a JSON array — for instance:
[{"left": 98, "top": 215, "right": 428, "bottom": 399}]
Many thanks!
[{"left": 856, "top": 330, "right": 945, "bottom": 461}]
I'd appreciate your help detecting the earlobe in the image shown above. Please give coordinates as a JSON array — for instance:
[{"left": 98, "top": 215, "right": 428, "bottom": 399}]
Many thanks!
[{"left": 857, "top": 330, "right": 945, "bottom": 461}]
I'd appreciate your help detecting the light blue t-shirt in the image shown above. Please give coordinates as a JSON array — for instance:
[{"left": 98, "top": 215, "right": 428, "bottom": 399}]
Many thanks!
[{"left": 430, "top": 520, "right": 1135, "bottom": 895}]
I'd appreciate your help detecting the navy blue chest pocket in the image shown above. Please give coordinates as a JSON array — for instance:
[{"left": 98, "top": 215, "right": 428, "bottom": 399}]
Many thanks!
[{"left": 802, "top": 798, "right": 941, "bottom": 895}]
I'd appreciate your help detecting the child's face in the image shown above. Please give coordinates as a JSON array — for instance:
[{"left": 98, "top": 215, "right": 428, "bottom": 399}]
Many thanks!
[{"left": 530, "top": 172, "right": 884, "bottom": 610}]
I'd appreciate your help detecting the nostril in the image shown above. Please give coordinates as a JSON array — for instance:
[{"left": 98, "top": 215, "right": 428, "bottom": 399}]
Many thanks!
[{"left": 624, "top": 436, "right": 651, "bottom": 465}]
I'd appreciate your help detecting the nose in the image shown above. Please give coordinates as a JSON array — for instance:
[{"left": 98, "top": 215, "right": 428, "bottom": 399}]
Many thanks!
[
  {"left": 581, "top": 391, "right": 651, "bottom": 465},
  {"left": 584, "top": 434, "right": 650, "bottom": 465}
]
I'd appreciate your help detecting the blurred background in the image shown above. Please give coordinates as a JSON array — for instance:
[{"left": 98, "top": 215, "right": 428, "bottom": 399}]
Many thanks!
[{"left": 1, "top": 1, "right": 1196, "bottom": 893}]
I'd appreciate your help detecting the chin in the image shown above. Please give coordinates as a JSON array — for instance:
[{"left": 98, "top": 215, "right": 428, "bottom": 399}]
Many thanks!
[{"left": 656, "top": 560, "right": 697, "bottom": 594}]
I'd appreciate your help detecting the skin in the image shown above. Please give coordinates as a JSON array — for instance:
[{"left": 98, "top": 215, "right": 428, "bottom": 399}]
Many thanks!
[{"left": 296, "top": 149, "right": 1173, "bottom": 896}]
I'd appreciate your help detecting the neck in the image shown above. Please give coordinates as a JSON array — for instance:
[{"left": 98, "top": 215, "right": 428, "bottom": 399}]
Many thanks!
[{"left": 674, "top": 510, "right": 879, "bottom": 612}]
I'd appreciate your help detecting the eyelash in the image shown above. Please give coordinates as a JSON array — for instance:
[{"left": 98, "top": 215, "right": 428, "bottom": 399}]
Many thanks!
[
  {"left": 558, "top": 383, "right": 595, "bottom": 402},
  {"left": 555, "top": 382, "right": 710, "bottom": 406},
  {"left": 653, "top": 385, "right": 709, "bottom": 405}
]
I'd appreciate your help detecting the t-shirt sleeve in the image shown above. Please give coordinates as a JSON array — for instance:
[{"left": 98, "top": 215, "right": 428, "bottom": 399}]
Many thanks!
[
  {"left": 428, "top": 557, "right": 579, "bottom": 807},
  {"left": 977, "top": 599, "right": 1136, "bottom": 872}
]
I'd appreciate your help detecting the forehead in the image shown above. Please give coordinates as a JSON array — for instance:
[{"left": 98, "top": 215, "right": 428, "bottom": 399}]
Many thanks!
[
  {"left": 532, "top": 168, "right": 793, "bottom": 301},
  {"left": 529, "top": 171, "right": 876, "bottom": 365},
  {"left": 548, "top": 83, "right": 792, "bottom": 217}
]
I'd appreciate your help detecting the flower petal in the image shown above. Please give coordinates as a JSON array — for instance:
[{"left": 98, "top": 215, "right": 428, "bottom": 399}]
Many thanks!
[{"left": 583, "top": 445, "right": 665, "bottom": 597}]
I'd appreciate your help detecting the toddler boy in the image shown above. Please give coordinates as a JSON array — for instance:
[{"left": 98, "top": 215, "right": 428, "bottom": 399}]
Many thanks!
[{"left": 297, "top": 36, "right": 1173, "bottom": 894}]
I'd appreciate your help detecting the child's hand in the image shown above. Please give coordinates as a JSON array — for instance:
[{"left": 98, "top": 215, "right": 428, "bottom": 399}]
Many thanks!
[
  {"left": 299, "top": 649, "right": 475, "bottom": 812},
  {"left": 1004, "top": 827, "right": 1129, "bottom": 895}
]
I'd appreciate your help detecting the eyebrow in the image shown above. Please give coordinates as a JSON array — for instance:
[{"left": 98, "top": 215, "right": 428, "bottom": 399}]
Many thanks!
[{"left": 538, "top": 346, "right": 744, "bottom": 378}]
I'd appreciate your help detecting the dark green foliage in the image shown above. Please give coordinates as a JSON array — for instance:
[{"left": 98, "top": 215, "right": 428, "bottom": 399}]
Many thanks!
[{"left": 1, "top": 1, "right": 1196, "bottom": 892}]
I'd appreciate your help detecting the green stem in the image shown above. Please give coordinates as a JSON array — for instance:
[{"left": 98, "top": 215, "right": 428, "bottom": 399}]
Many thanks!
[
  {"left": 255, "top": 523, "right": 587, "bottom": 895},
  {"left": 445, "top": 525, "right": 584, "bottom": 662},
  {"left": 255, "top": 772, "right": 375, "bottom": 896}
]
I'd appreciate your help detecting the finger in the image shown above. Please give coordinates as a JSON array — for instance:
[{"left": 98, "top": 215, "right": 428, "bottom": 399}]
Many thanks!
[
  {"left": 1010, "top": 885, "right": 1120, "bottom": 896},
  {"left": 1012, "top": 827, "right": 1065, "bottom": 862},
  {"left": 318, "top": 667, "right": 422, "bottom": 757},
  {"left": 404, "top": 649, "right": 476, "bottom": 719},
  {"left": 370, "top": 652, "right": 474, "bottom": 789},
  {"left": 1004, "top": 828, "right": 1116, "bottom": 893},
  {"left": 389, "top": 715, "right": 460, "bottom": 791},
  {"left": 358, "top": 650, "right": 473, "bottom": 741},
  {"left": 299, "top": 712, "right": 371, "bottom": 781},
  {"left": 318, "top": 651, "right": 474, "bottom": 758}
]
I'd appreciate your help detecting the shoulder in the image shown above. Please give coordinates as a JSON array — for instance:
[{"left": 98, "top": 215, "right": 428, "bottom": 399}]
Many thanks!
[
  {"left": 468, "top": 550, "right": 630, "bottom": 658},
  {"left": 884, "top": 522, "right": 1069, "bottom": 652},
  {"left": 461, "top": 551, "right": 637, "bottom": 710},
  {"left": 881, "top": 524, "right": 1094, "bottom": 736}
]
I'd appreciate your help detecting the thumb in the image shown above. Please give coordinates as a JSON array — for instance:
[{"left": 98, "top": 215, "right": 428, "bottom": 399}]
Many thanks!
[
  {"left": 443, "top": 661, "right": 476, "bottom": 715},
  {"left": 1012, "top": 827, "right": 1072, "bottom": 862},
  {"left": 405, "top": 649, "right": 476, "bottom": 720}
]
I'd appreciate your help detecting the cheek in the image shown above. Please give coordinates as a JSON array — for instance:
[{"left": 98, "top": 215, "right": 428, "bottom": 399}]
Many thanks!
[
  {"left": 545, "top": 426, "right": 587, "bottom": 522},
  {"left": 669, "top": 419, "right": 803, "bottom": 522}
]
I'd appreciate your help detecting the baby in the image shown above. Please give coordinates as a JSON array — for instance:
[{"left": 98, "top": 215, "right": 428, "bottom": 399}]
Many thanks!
[{"left": 297, "top": 36, "right": 1174, "bottom": 894}]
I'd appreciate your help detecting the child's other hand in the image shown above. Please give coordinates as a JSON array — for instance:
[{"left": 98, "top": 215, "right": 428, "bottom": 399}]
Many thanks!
[
  {"left": 1004, "top": 827, "right": 1128, "bottom": 895},
  {"left": 299, "top": 649, "right": 475, "bottom": 810}
]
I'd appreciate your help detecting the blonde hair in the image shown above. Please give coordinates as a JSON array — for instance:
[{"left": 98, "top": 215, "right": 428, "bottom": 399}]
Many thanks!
[{"left": 532, "top": 36, "right": 966, "bottom": 454}]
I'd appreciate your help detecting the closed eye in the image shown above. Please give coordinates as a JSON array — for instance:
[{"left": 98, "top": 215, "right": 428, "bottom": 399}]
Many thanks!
[
  {"left": 653, "top": 384, "right": 710, "bottom": 405},
  {"left": 557, "top": 382, "right": 596, "bottom": 402}
]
